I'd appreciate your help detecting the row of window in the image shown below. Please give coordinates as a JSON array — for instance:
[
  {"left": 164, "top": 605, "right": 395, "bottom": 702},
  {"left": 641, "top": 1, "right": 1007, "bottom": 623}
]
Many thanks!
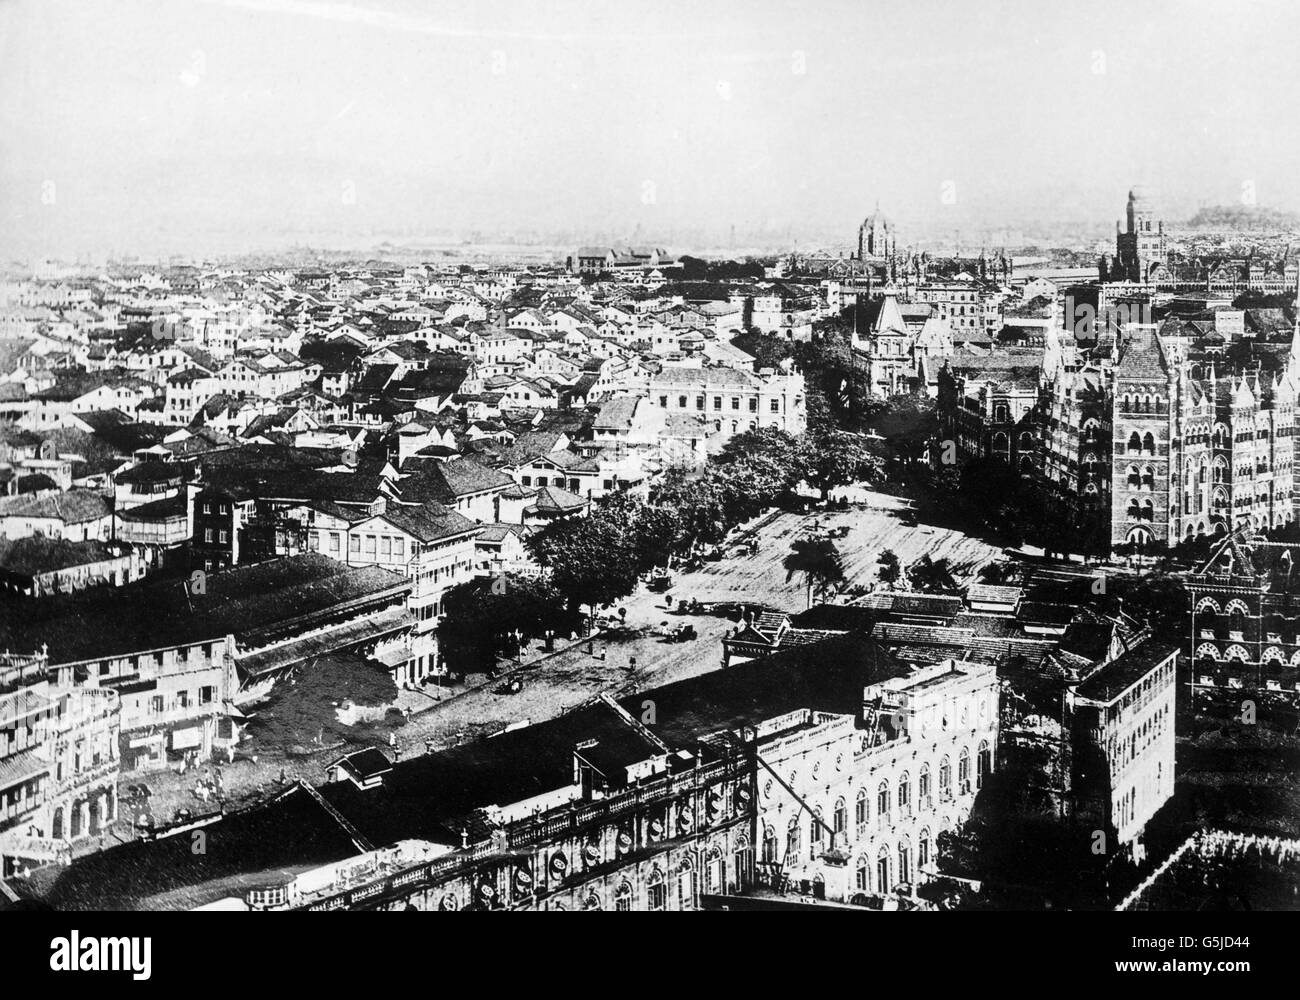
[
  {"left": 854, "top": 838, "right": 927, "bottom": 895},
  {"left": 437, "top": 848, "right": 745, "bottom": 911},
  {"left": 1122, "top": 431, "right": 1159, "bottom": 455},
  {"left": 1118, "top": 396, "right": 1167, "bottom": 414},
  {"left": 142, "top": 686, "right": 216, "bottom": 715},
  {"left": 657, "top": 394, "right": 784, "bottom": 414},
  {"left": 97, "top": 644, "right": 221, "bottom": 676},
  {"left": 768, "top": 746, "right": 992, "bottom": 860}
]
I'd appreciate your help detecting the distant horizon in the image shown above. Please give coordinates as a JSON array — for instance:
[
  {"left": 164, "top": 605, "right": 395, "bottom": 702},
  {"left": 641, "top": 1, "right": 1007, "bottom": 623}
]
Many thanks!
[
  {"left": 4, "top": 0, "right": 1298, "bottom": 262},
  {"left": 14, "top": 203, "right": 1299, "bottom": 273}
]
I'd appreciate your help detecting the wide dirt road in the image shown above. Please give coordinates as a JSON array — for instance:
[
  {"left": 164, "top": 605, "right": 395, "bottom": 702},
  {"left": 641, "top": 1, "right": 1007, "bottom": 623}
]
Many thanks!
[{"left": 680, "top": 496, "right": 1004, "bottom": 609}]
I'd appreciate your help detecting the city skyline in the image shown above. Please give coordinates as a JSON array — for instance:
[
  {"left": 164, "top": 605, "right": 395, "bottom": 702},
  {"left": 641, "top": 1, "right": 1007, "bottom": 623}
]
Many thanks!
[
  {"left": 3, "top": 0, "right": 1300, "bottom": 260},
  {"left": 2, "top": 0, "right": 1299, "bottom": 927}
]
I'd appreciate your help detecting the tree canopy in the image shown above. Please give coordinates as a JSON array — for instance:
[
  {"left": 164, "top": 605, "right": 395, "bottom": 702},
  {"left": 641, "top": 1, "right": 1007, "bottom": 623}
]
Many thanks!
[
  {"left": 784, "top": 536, "right": 845, "bottom": 607},
  {"left": 527, "top": 500, "right": 646, "bottom": 612},
  {"left": 439, "top": 573, "right": 579, "bottom": 675}
]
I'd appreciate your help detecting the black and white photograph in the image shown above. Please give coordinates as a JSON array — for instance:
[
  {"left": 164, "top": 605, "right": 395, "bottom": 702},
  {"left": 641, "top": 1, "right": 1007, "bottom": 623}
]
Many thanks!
[{"left": 0, "top": 0, "right": 1296, "bottom": 981}]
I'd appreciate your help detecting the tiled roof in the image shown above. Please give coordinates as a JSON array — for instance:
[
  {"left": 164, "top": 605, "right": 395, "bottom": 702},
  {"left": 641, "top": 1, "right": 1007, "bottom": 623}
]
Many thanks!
[
  {"left": 0, "top": 555, "right": 409, "bottom": 665},
  {"left": 1115, "top": 328, "right": 1169, "bottom": 379},
  {"left": 372, "top": 503, "right": 479, "bottom": 543},
  {"left": 0, "top": 746, "right": 52, "bottom": 791},
  {"left": 530, "top": 485, "right": 586, "bottom": 513},
  {"left": 0, "top": 537, "right": 127, "bottom": 577},
  {"left": 0, "top": 489, "right": 112, "bottom": 525},
  {"left": 394, "top": 459, "right": 513, "bottom": 504}
]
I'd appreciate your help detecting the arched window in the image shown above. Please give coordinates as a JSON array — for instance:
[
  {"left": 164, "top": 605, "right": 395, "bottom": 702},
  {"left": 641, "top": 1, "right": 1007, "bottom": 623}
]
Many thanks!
[
  {"left": 1128, "top": 431, "right": 1141, "bottom": 453},
  {"left": 833, "top": 797, "right": 847, "bottom": 840},
  {"left": 614, "top": 880, "right": 633, "bottom": 911},
  {"left": 676, "top": 859, "right": 696, "bottom": 911},
  {"left": 1142, "top": 432, "right": 1155, "bottom": 454},
  {"left": 810, "top": 806, "right": 823, "bottom": 855},
  {"left": 856, "top": 855, "right": 870, "bottom": 892},
  {"left": 876, "top": 845, "right": 891, "bottom": 895},
  {"left": 898, "top": 772, "right": 910, "bottom": 812},
  {"left": 958, "top": 747, "right": 971, "bottom": 790},
  {"left": 939, "top": 756, "right": 952, "bottom": 795},
  {"left": 918, "top": 764, "right": 931, "bottom": 805},
  {"left": 918, "top": 829, "right": 931, "bottom": 871},
  {"left": 703, "top": 848, "right": 724, "bottom": 895},
  {"left": 877, "top": 780, "right": 890, "bottom": 823},
  {"left": 762, "top": 825, "right": 777, "bottom": 863},
  {"left": 647, "top": 867, "right": 667, "bottom": 911},
  {"left": 786, "top": 816, "right": 801, "bottom": 860},
  {"left": 732, "top": 838, "right": 751, "bottom": 892},
  {"left": 977, "top": 740, "right": 992, "bottom": 787},
  {"left": 855, "top": 788, "right": 869, "bottom": 834},
  {"left": 898, "top": 838, "right": 912, "bottom": 886}
]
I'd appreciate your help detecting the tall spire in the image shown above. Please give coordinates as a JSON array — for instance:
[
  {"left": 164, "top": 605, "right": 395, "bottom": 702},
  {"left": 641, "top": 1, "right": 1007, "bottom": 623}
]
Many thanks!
[{"left": 1288, "top": 305, "right": 1300, "bottom": 383}]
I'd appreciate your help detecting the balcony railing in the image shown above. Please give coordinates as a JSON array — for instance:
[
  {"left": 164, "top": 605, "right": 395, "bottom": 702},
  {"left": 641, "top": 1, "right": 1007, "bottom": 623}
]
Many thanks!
[{"left": 299, "top": 757, "right": 743, "bottom": 911}]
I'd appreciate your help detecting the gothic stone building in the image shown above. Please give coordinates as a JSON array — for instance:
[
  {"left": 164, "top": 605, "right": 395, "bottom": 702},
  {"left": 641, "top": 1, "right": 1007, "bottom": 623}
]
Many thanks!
[
  {"left": 1099, "top": 187, "right": 1299, "bottom": 296},
  {"left": 1186, "top": 530, "right": 1300, "bottom": 694},
  {"left": 944, "top": 323, "right": 1300, "bottom": 552},
  {"left": 1090, "top": 327, "right": 1294, "bottom": 549}
]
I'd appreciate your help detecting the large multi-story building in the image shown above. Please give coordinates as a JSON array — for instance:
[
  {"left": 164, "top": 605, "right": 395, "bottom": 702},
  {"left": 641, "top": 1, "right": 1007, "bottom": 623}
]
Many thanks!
[
  {"left": 1078, "top": 326, "right": 1292, "bottom": 549},
  {"left": 0, "top": 555, "right": 414, "bottom": 772},
  {"left": 943, "top": 321, "right": 1300, "bottom": 551},
  {"left": 937, "top": 349, "right": 1045, "bottom": 471},
  {"left": 645, "top": 364, "right": 807, "bottom": 439},
  {"left": 1102, "top": 188, "right": 1168, "bottom": 285},
  {"left": 1066, "top": 640, "right": 1178, "bottom": 859},
  {"left": 734, "top": 594, "right": 1176, "bottom": 864},
  {"left": 1186, "top": 529, "right": 1300, "bottom": 695},
  {"left": 0, "top": 651, "right": 121, "bottom": 877},
  {"left": 9, "top": 632, "right": 1000, "bottom": 911},
  {"left": 758, "top": 658, "right": 998, "bottom": 902},
  {"left": 1099, "top": 187, "right": 1299, "bottom": 295},
  {"left": 849, "top": 290, "right": 956, "bottom": 398}
]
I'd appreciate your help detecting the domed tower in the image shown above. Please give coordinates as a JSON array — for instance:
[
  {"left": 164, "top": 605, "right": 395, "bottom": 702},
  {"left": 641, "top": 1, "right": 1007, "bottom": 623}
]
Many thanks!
[{"left": 857, "top": 202, "right": 894, "bottom": 261}]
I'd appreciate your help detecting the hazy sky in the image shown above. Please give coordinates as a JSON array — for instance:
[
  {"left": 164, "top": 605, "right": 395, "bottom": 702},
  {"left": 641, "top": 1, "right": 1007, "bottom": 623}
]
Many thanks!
[{"left": 2, "top": 0, "right": 1298, "bottom": 259}]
